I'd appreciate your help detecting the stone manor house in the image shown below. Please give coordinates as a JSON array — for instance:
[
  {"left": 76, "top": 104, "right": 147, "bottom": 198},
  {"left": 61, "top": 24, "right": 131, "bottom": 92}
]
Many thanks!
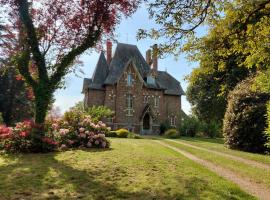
[{"left": 82, "top": 41, "right": 185, "bottom": 134}]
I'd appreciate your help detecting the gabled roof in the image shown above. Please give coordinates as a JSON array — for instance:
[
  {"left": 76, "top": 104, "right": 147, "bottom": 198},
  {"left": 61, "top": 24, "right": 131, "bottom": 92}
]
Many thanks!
[
  {"left": 104, "top": 43, "right": 150, "bottom": 84},
  {"left": 156, "top": 71, "right": 185, "bottom": 96},
  {"left": 83, "top": 42, "right": 185, "bottom": 96}
]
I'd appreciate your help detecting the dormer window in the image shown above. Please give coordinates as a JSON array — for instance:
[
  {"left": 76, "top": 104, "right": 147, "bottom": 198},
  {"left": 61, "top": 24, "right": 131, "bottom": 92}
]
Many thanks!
[
  {"left": 147, "top": 75, "right": 155, "bottom": 85},
  {"left": 127, "top": 73, "right": 132, "bottom": 86}
]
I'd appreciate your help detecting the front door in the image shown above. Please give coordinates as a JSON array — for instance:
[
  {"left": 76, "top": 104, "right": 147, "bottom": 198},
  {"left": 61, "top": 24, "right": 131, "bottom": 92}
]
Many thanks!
[{"left": 143, "top": 113, "right": 150, "bottom": 130}]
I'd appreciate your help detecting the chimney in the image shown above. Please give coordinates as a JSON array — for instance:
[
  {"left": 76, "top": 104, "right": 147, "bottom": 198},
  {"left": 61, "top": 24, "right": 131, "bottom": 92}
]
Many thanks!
[
  {"left": 106, "top": 40, "right": 112, "bottom": 64},
  {"left": 146, "top": 49, "right": 152, "bottom": 65},
  {"left": 152, "top": 44, "right": 158, "bottom": 73}
]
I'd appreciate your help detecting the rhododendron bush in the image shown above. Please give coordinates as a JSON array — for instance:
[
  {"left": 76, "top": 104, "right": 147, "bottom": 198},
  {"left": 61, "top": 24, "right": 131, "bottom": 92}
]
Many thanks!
[
  {"left": 0, "top": 0, "right": 139, "bottom": 144},
  {"left": 0, "top": 110, "right": 110, "bottom": 153}
]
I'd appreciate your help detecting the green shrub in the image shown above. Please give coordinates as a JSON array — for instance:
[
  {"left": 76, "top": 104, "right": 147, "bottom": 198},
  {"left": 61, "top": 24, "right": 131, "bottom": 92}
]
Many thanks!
[
  {"left": 0, "top": 113, "right": 3, "bottom": 124},
  {"left": 201, "top": 121, "right": 221, "bottom": 138},
  {"left": 164, "top": 129, "right": 180, "bottom": 139},
  {"left": 223, "top": 78, "right": 270, "bottom": 153},
  {"left": 264, "top": 102, "right": 270, "bottom": 149},
  {"left": 160, "top": 121, "right": 170, "bottom": 135},
  {"left": 180, "top": 116, "right": 200, "bottom": 137},
  {"left": 127, "top": 132, "right": 142, "bottom": 139},
  {"left": 116, "top": 129, "right": 130, "bottom": 138},
  {"left": 85, "top": 106, "right": 114, "bottom": 122},
  {"left": 106, "top": 131, "right": 118, "bottom": 137}
]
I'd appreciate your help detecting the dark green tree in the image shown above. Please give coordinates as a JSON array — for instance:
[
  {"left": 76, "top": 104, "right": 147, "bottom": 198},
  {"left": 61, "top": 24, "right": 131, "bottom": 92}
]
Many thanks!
[{"left": 0, "top": 67, "right": 34, "bottom": 125}]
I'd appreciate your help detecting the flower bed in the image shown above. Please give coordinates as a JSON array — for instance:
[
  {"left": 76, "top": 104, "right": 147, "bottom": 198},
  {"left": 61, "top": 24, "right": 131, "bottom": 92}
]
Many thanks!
[{"left": 0, "top": 110, "right": 110, "bottom": 153}]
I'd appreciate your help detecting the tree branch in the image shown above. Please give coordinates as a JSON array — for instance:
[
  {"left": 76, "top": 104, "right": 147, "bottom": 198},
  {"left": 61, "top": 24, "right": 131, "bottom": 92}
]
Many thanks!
[
  {"left": 17, "top": 0, "right": 49, "bottom": 82},
  {"left": 50, "top": 28, "right": 101, "bottom": 89},
  {"left": 16, "top": 49, "right": 37, "bottom": 87}
]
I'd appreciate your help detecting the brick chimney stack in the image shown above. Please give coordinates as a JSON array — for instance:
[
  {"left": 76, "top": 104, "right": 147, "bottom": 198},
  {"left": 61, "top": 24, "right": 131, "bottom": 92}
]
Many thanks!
[
  {"left": 152, "top": 44, "right": 158, "bottom": 73},
  {"left": 106, "top": 40, "right": 112, "bottom": 64},
  {"left": 146, "top": 49, "right": 152, "bottom": 65}
]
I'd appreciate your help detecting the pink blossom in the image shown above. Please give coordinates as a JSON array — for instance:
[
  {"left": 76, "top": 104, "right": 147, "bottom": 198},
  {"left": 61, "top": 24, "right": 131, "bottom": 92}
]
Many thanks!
[
  {"left": 59, "top": 129, "right": 69, "bottom": 135},
  {"left": 19, "top": 131, "right": 29, "bottom": 137},
  {"left": 79, "top": 127, "right": 85, "bottom": 132},
  {"left": 86, "top": 142, "right": 92, "bottom": 148},
  {"left": 101, "top": 142, "right": 107, "bottom": 148},
  {"left": 95, "top": 140, "right": 99, "bottom": 145}
]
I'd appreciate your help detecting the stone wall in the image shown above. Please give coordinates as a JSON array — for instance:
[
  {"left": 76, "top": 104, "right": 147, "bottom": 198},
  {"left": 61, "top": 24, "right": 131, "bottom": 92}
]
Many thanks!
[{"left": 85, "top": 62, "right": 182, "bottom": 134}]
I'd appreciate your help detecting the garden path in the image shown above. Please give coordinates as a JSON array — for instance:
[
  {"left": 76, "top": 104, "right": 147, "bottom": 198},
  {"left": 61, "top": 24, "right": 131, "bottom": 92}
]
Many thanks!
[
  {"left": 166, "top": 139, "right": 270, "bottom": 171},
  {"left": 156, "top": 140, "right": 270, "bottom": 200}
]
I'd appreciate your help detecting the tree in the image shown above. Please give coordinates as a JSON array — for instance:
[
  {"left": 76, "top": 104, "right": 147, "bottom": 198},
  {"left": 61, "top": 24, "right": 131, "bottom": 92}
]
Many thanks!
[
  {"left": 184, "top": 0, "right": 270, "bottom": 125},
  {"left": 0, "top": 0, "right": 139, "bottom": 132},
  {"left": 138, "top": 0, "right": 270, "bottom": 56},
  {"left": 0, "top": 67, "right": 34, "bottom": 125},
  {"left": 223, "top": 78, "right": 269, "bottom": 153}
]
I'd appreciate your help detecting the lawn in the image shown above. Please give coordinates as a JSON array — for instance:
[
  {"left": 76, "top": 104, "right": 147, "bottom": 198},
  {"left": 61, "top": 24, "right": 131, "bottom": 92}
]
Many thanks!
[
  {"left": 163, "top": 138, "right": 270, "bottom": 187},
  {"left": 0, "top": 138, "right": 254, "bottom": 200},
  {"left": 178, "top": 137, "right": 270, "bottom": 165}
]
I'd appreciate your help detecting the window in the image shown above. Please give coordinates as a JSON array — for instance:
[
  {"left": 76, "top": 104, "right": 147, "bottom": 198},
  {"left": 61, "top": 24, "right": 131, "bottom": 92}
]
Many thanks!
[
  {"left": 154, "top": 96, "right": 159, "bottom": 107},
  {"left": 127, "top": 73, "right": 132, "bottom": 86},
  {"left": 170, "top": 116, "right": 176, "bottom": 127},
  {"left": 144, "top": 96, "right": 148, "bottom": 103},
  {"left": 126, "top": 94, "right": 133, "bottom": 116}
]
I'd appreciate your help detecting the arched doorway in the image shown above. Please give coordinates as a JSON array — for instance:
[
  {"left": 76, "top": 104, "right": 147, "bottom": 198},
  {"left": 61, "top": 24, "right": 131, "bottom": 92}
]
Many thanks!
[{"left": 143, "top": 113, "right": 150, "bottom": 130}]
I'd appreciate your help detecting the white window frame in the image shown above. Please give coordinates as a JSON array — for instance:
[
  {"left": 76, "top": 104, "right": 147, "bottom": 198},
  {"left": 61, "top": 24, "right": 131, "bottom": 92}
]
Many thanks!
[
  {"left": 126, "top": 94, "right": 133, "bottom": 116},
  {"left": 127, "top": 73, "right": 132, "bottom": 86},
  {"left": 154, "top": 96, "right": 159, "bottom": 107},
  {"left": 170, "top": 116, "right": 176, "bottom": 127}
]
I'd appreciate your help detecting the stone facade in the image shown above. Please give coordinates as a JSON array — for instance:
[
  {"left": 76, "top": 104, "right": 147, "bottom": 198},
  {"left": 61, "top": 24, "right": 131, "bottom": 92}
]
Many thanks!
[{"left": 83, "top": 42, "right": 184, "bottom": 134}]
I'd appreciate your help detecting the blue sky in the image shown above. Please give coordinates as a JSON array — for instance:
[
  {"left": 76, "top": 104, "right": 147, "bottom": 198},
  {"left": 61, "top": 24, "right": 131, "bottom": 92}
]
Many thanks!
[{"left": 54, "top": 5, "right": 205, "bottom": 114}]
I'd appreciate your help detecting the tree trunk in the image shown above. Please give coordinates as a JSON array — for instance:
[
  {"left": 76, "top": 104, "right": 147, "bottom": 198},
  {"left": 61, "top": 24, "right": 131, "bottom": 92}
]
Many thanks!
[{"left": 34, "top": 85, "right": 52, "bottom": 127}]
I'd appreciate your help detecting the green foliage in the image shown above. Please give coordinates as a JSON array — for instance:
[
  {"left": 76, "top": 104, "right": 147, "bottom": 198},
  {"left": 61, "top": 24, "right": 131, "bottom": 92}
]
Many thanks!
[
  {"left": 180, "top": 116, "right": 200, "bottom": 137},
  {"left": 0, "top": 68, "right": 34, "bottom": 125},
  {"left": 265, "top": 102, "right": 270, "bottom": 149},
  {"left": 127, "top": 132, "right": 142, "bottom": 139},
  {"left": 160, "top": 121, "right": 170, "bottom": 135},
  {"left": 85, "top": 105, "right": 114, "bottom": 123},
  {"left": 164, "top": 129, "right": 180, "bottom": 139},
  {"left": 106, "top": 129, "right": 142, "bottom": 139},
  {"left": 0, "top": 113, "right": 3, "bottom": 124},
  {"left": 201, "top": 121, "right": 221, "bottom": 138},
  {"left": 223, "top": 78, "right": 270, "bottom": 153},
  {"left": 115, "top": 129, "right": 130, "bottom": 138},
  {"left": 106, "top": 131, "right": 118, "bottom": 138}
]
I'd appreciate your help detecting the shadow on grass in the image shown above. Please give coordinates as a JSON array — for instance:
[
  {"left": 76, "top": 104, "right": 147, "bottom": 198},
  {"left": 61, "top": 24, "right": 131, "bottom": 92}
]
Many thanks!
[{"left": 0, "top": 147, "right": 251, "bottom": 200}]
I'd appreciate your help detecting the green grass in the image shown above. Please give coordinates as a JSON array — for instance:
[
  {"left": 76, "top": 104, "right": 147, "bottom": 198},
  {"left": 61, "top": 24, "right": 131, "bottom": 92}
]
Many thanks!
[
  {"left": 164, "top": 139, "right": 270, "bottom": 188},
  {"left": 0, "top": 138, "right": 254, "bottom": 200},
  {"left": 178, "top": 137, "right": 270, "bottom": 165}
]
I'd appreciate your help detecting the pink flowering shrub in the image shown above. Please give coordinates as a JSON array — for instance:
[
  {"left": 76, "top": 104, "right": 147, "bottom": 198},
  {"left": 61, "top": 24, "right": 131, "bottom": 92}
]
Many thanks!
[
  {"left": 0, "top": 110, "right": 110, "bottom": 153},
  {"left": 48, "top": 111, "right": 110, "bottom": 149},
  {"left": 0, "top": 120, "right": 58, "bottom": 153}
]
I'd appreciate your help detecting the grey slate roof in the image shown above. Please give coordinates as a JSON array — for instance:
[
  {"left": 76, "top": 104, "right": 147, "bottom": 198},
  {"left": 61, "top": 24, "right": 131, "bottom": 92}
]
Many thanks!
[
  {"left": 156, "top": 71, "right": 185, "bottom": 96},
  {"left": 92, "top": 52, "right": 109, "bottom": 84},
  {"left": 104, "top": 43, "right": 150, "bottom": 84},
  {"left": 83, "top": 43, "right": 185, "bottom": 96}
]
